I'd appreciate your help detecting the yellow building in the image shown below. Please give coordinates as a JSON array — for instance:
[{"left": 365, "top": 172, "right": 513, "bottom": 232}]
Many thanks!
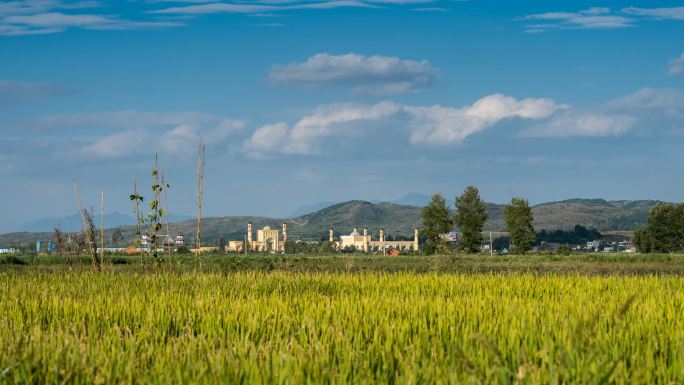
[
  {"left": 335, "top": 227, "right": 419, "bottom": 253},
  {"left": 226, "top": 223, "right": 287, "bottom": 253},
  {"left": 225, "top": 223, "right": 419, "bottom": 254}
]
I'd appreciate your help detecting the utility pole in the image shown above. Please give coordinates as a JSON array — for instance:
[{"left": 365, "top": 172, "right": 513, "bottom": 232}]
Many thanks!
[{"left": 489, "top": 231, "right": 493, "bottom": 256}]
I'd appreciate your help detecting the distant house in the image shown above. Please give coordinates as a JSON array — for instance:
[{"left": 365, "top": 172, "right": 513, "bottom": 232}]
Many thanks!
[
  {"left": 36, "top": 240, "right": 56, "bottom": 253},
  {"left": 336, "top": 227, "right": 419, "bottom": 253},
  {"left": 141, "top": 233, "right": 185, "bottom": 251},
  {"left": 174, "top": 234, "right": 184, "bottom": 246},
  {"left": 0, "top": 246, "right": 17, "bottom": 254},
  {"left": 442, "top": 232, "right": 460, "bottom": 243},
  {"left": 96, "top": 246, "right": 127, "bottom": 253},
  {"left": 587, "top": 240, "right": 602, "bottom": 251}
]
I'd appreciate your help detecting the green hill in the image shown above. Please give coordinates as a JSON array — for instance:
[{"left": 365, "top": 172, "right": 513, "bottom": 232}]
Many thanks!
[
  {"left": 289, "top": 201, "right": 422, "bottom": 240},
  {"left": 0, "top": 199, "right": 666, "bottom": 247}
]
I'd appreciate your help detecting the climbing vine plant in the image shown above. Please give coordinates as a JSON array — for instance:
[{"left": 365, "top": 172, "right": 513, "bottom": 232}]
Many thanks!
[
  {"left": 129, "top": 154, "right": 170, "bottom": 264},
  {"left": 147, "top": 155, "right": 170, "bottom": 261}
]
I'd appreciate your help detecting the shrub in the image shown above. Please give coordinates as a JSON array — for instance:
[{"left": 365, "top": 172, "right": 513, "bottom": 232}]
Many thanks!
[{"left": 0, "top": 256, "right": 27, "bottom": 265}]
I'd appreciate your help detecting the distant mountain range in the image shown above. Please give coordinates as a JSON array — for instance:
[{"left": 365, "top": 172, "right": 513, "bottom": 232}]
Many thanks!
[
  {"left": 19, "top": 213, "right": 192, "bottom": 233},
  {"left": 20, "top": 213, "right": 136, "bottom": 233},
  {"left": 0, "top": 198, "right": 664, "bottom": 247}
]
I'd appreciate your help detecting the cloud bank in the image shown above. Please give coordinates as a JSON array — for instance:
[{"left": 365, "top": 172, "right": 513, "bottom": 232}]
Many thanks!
[
  {"left": 244, "top": 94, "right": 566, "bottom": 157},
  {"left": 669, "top": 53, "right": 684, "bottom": 76},
  {"left": 268, "top": 53, "right": 439, "bottom": 94},
  {"left": 32, "top": 110, "right": 245, "bottom": 158},
  {"left": 520, "top": 6, "right": 684, "bottom": 32},
  {"left": 0, "top": 0, "right": 182, "bottom": 36}
]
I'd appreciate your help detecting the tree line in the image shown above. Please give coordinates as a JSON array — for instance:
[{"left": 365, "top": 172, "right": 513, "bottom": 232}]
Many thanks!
[
  {"left": 423, "top": 187, "right": 684, "bottom": 255},
  {"left": 421, "top": 186, "right": 536, "bottom": 255}
]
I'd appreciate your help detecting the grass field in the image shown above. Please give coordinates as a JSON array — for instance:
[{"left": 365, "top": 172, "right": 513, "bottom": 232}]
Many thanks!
[
  {"left": 1, "top": 255, "right": 683, "bottom": 384},
  {"left": 4, "top": 253, "right": 684, "bottom": 275}
]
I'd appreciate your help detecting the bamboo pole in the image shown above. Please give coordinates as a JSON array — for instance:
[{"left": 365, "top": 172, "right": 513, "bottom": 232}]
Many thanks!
[
  {"left": 162, "top": 169, "right": 172, "bottom": 265},
  {"left": 132, "top": 178, "right": 144, "bottom": 266},
  {"left": 72, "top": 178, "right": 94, "bottom": 268},
  {"left": 151, "top": 154, "right": 161, "bottom": 263},
  {"left": 73, "top": 179, "right": 87, "bottom": 236},
  {"left": 100, "top": 188, "right": 105, "bottom": 269},
  {"left": 195, "top": 143, "right": 205, "bottom": 270}
]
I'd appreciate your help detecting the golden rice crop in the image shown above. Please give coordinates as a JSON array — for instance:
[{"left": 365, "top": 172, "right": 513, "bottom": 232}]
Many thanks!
[{"left": 0, "top": 272, "right": 682, "bottom": 384}]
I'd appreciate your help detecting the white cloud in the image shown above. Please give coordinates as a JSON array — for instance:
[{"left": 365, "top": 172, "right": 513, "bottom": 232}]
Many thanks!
[
  {"left": 83, "top": 130, "right": 150, "bottom": 157},
  {"left": 149, "top": 0, "right": 442, "bottom": 16},
  {"left": 668, "top": 53, "right": 684, "bottom": 76},
  {"left": 0, "top": 1, "right": 182, "bottom": 36},
  {"left": 159, "top": 124, "right": 200, "bottom": 153},
  {"left": 242, "top": 88, "right": 684, "bottom": 156},
  {"left": 34, "top": 110, "right": 244, "bottom": 158},
  {"left": 622, "top": 6, "right": 684, "bottom": 21},
  {"left": 0, "top": 1, "right": 100, "bottom": 16},
  {"left": 0, "top": 1, "right": 440, "bottom": 35},
  {"left": 520, "top": 7, "right": 634, "bottom": 32},
  {"left": 519, "top": 112, "right": 635, "bottom": 138},
  {"left": 243, "top": 122, "right": 289, "bottom": 157},
  {"left": 407, "top": 94, "right": 565, "bottom": 145},
  {"left": 242, "top": 95, "right": 565, "bottom": 157},
  {"left": 520, "top": 6, "right": 684, "bottom": 33},
  {"left": 150, "top": 1, "right": 375, "bottom": 15},
  {"left": 523, "top": 88, "right": 684, "bottom": 138},
  {"left": 607, "top": 88, "right": 684, "bottom": 110},
  {"left": 283, "top": 100, "right": 402, "bottom": 154},
  {"left": 268, "top": 53, "right": 439, "bottom": 95}
]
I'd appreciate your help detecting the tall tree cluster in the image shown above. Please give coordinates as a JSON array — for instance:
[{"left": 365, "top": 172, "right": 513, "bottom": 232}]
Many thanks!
[
  {"left": 421, "top": 194, "right": 452, "bottom": 254},
  {"left": 634, "top": 203, "right": 684, "bottom": 253},
  {"left": 422, "top": 187, "right": 537, "bottom": 254},
  {"left": 503, "top": 197, "right": 535, "bottom": 254},
  {"left": 454, "top": 186, "right": 488, "bottom": 253}
]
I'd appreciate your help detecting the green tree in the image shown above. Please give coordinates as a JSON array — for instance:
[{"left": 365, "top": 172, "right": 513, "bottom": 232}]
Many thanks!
[
  {"left": 111, "top": 228, "right": 124, "bottom": 246},
  {"left": 503, "top": 197, "right": 535, "bottom": 254},
  {"left": 421, "top": 193, "right": 452, "bottom": 255},
  {"left": 216, "top": 237, "right": 226, "bottom": 254},
  {"left": 454, "top": 186, "right": 488, "bottom": 253},
  {"left": 556, "top": 243, "right": 572, "bottom": 255},
  {"left": 634, "top": 203, "right": 684, "bottom": 253}
]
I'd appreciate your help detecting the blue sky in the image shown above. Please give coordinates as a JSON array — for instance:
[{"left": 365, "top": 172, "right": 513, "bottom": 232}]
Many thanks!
[{"left": 1, "top": 0, "right": 684, "bottom": 232}]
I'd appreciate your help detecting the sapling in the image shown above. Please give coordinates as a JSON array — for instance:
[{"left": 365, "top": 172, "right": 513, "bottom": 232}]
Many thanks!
[{"left": 130, "top": 178, "right": 145, "bottom": 265}]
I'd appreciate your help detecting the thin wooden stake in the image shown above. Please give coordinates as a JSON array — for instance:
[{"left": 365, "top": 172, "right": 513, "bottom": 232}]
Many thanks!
[
  {"left": 132, "top": 178, "right": 143, "bottom": 266},
  {"left": 162, "top": 169, "right": 172, "bottom": 265},
  {"left": 100, "top": 188, "right": 105, "bottom": 268},
  {"left": 195, "top": 143, "right": 205, "bottom": 270},
  {"left": 73, "top": 179, "right": 87, "bottom": 236},
  {"left": 72, "top": 178, "right": 94, "bottom": 267},
  {"left": 489, "top": 231, "right": 493, "bottom": 256}
]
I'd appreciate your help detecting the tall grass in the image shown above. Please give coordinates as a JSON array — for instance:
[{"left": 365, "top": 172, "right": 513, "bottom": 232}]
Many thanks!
[{"left": 0, "top": 272, "right": 682, "bottom": 384}]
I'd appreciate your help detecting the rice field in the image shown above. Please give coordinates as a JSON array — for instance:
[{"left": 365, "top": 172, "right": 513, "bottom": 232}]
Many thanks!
[{"left": 1, "top": 271, "right": 683, "bottom": 384}]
